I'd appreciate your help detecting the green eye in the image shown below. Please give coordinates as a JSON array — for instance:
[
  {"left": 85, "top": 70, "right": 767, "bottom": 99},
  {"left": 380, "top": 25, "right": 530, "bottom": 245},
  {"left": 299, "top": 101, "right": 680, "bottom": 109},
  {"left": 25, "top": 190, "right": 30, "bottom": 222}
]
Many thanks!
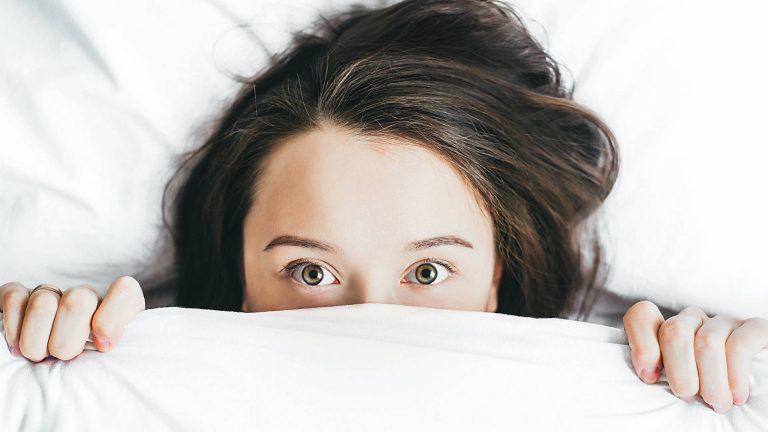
[
  {"left": 415, "top": 263, "right": 437, "bottom": 284},
  {"left": 302, "top": 264, "right": 324, "bottom": 285},
  {"left": 287, "top": 262, "right": 338, "bottom": 286},
  {"left": 405, "top": 261, "right": 451, "bottom": 285}
]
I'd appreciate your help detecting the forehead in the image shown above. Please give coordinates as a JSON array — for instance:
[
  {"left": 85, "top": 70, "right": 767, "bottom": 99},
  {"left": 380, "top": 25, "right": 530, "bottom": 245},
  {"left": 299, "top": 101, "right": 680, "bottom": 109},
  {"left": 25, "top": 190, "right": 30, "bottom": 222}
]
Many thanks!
[{"left": 250, "top": 125, "right": 493, "bottom": 251}]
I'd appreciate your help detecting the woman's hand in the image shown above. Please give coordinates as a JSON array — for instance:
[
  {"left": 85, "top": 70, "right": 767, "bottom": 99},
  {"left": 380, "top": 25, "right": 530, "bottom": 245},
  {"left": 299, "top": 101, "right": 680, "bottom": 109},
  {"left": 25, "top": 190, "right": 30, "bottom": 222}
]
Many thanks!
[
  {"left": 623, "top": 300, "right": 768, "bottom": 413},
  {"left": 0, "top": 276, "right": 145, "bottom": 362}
]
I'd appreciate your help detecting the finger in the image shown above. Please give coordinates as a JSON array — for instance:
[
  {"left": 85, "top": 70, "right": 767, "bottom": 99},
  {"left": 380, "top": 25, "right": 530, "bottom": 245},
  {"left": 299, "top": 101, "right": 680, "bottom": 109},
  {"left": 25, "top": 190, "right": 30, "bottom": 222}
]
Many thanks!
[
  {"left": 0, "top": 282, "right": 31, "bottom": 356},
  {"left": 726, "top": 318, "right": 768, "bottom": 406},
  {"left": 623, "top": 301, "right": 665, "bottom": 383},
  {"left": 90, "top": 276, "right": 145, "bottom": 352},
  {"left": 48, "top": 285, "right": 100, "bottom": 361},
  {"left": 659, "top": 306, "right": 708, "bottom": 400},
  {"left": 19, "top": 286, "right": 62, "bottom": 362},
  {"left": 695, "top": 315, "right": 741, "bottom": 413}
]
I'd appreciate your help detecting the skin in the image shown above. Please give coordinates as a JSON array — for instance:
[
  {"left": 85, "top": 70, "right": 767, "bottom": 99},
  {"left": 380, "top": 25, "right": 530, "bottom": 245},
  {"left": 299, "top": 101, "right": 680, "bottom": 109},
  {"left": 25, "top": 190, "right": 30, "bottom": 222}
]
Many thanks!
[
  {"left": 0, "top": 277, "right": 144, "bottom": 360},
  {"left": 623, "top": 302, "right": 768, "bottom": 413},
  {"left": 0, "top": 124, "right": 765, "bottom": 414},
  {"left": 240, "top": 124, "right": 501, "bottom": 313}
]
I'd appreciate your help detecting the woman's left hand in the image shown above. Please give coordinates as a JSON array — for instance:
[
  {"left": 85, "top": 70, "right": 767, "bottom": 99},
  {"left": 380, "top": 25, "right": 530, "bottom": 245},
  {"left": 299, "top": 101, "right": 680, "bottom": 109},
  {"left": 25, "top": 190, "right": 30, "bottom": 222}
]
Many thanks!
[{"left": 622, "top": 301, "right": 768, "bottom": 413}]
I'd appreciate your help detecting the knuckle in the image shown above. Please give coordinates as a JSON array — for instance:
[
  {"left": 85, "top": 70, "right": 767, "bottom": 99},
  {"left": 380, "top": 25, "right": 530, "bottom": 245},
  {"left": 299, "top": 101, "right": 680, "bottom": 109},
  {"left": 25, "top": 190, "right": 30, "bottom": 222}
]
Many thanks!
[
  {"left": 26, "top": 293, "right": 59, "bottom": 315},
  {"left": 60, "top": 287, "right": 98, "bottom": 314},
  {"left": 0, "top": 281, "right": 25, "bottom": 293},
  {"left": 2, "top": 289, "right": 28, "bottom": 308},
  {"left": 681, "top": 305, "right": 705, "bottom": 315},
  {"left": 680, "top": 306, "right": 708, "bottom": 321},
  {"left": 694, "top": 331, "right": 722, "bottom": 354},
  {"left": 659, "top": 318, "right": 692, "bottom": 342}
]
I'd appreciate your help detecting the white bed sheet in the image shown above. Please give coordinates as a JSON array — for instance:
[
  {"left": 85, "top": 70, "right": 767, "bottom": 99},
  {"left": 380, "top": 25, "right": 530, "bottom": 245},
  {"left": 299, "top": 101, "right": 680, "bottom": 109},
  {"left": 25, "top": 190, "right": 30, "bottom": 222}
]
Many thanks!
[{"left": 1, "top": 304, "right": 766, "bottom": 431}]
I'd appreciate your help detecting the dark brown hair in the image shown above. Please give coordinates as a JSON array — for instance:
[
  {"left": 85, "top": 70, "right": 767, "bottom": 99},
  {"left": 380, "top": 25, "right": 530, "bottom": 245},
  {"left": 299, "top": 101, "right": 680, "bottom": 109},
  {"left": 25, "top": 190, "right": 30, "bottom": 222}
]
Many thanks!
[{"left": 150, "top": 0, "right": 619, "bottom": 319}]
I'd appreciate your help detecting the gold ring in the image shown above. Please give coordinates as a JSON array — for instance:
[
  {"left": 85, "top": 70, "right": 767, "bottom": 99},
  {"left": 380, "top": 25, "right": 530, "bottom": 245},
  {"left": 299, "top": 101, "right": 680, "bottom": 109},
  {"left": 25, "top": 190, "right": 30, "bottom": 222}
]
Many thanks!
[{"left": 31, "top": 284, "right": 64, "bottom": 298}]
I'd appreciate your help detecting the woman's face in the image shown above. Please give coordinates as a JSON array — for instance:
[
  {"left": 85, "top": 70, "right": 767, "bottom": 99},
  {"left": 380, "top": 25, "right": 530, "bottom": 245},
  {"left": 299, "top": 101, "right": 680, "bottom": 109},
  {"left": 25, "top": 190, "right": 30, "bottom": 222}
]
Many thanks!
[{"left": 241, "top": 124, "right": 502, "bottom": 313}]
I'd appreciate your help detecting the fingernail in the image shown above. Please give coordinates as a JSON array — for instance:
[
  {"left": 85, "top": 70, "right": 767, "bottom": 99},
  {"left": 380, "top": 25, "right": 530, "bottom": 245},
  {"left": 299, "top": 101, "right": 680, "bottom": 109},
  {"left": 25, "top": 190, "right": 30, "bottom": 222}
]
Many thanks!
[
  {"left": 733, "top": 392, "right": 748, "bottom": 405},
  {"left": 94, "top": 336, "right": 111, "bottom": 351},
  {"left": 10, "top": 345, "right": 20, "bottom": 357},
  {"left": 640, "top": 367, "right": 658, "bottom": 383}
]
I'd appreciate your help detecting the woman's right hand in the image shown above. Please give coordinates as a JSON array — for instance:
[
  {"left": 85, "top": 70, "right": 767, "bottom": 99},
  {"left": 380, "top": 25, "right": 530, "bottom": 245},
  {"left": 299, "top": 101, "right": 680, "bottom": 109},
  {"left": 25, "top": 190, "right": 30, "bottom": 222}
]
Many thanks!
[{"left": 0, "top": 276, "right": 145, "bottom": 362}]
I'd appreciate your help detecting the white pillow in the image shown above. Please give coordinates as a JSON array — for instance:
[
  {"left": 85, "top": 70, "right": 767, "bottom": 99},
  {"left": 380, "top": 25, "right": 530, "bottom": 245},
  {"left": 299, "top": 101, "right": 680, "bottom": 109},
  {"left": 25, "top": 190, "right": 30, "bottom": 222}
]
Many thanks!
[
  {"left": 512, "top": 1, "right": 768, "bottom": 319},
  {"left": 0, "top": 0, "right": 366, "bottom": 292},
  {"left": 2, "top": 304, "right": 766, "bottom": 430},
  {"left": 1, "top": 1, "right": 765, "bottom": 319}
]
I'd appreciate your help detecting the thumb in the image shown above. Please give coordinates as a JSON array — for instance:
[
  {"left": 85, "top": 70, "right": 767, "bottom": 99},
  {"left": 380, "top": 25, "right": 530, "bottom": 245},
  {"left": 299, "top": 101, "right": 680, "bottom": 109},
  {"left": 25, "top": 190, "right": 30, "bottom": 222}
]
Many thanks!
[
  {"left": 623, "top": 300, "right": 665, "bottom": 383},
  {"left": 90, "top": 276, "right": 146, "bottom": 352}
]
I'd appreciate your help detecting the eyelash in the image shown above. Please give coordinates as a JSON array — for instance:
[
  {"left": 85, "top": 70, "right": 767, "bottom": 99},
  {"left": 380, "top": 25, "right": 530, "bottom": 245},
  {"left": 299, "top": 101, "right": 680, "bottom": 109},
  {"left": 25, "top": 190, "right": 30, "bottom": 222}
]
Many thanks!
[{"left": 279, "top": 258, "right": 458, "bottom": 287}]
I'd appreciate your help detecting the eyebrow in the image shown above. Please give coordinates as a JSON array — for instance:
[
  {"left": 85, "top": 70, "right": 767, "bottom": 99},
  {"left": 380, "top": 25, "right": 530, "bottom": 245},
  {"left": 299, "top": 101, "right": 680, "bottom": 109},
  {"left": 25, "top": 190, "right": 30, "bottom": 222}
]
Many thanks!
[
  {"left": 405, "top": 235, "right": 474, "bottom": 251},
  {"left": 262, "top": 235, "right": 474, "bottom": 253}
]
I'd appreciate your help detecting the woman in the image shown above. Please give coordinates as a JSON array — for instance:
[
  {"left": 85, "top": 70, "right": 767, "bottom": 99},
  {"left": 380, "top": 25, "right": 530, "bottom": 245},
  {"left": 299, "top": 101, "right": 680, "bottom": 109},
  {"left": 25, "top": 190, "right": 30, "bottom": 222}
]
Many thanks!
[{"left": 1, "top": 0, "right": 764, "bottom": 414}]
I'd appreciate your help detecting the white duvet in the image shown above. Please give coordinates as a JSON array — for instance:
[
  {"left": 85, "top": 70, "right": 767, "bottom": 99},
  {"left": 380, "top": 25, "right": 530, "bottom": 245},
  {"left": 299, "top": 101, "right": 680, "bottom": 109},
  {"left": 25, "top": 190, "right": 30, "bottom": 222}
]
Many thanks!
[
  {"left": 2, "top": 0, "right": 768, "bottom": 430},
  {"left": 1, "top": 304, "right": 766, "bottom": 431}
]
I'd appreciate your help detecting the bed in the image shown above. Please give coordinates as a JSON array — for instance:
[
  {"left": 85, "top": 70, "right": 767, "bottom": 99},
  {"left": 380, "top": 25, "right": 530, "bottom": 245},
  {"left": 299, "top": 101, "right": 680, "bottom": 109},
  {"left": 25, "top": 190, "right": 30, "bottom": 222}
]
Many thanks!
[{"left": 1, "top": 0, "right": 766, "bottom": 430}]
